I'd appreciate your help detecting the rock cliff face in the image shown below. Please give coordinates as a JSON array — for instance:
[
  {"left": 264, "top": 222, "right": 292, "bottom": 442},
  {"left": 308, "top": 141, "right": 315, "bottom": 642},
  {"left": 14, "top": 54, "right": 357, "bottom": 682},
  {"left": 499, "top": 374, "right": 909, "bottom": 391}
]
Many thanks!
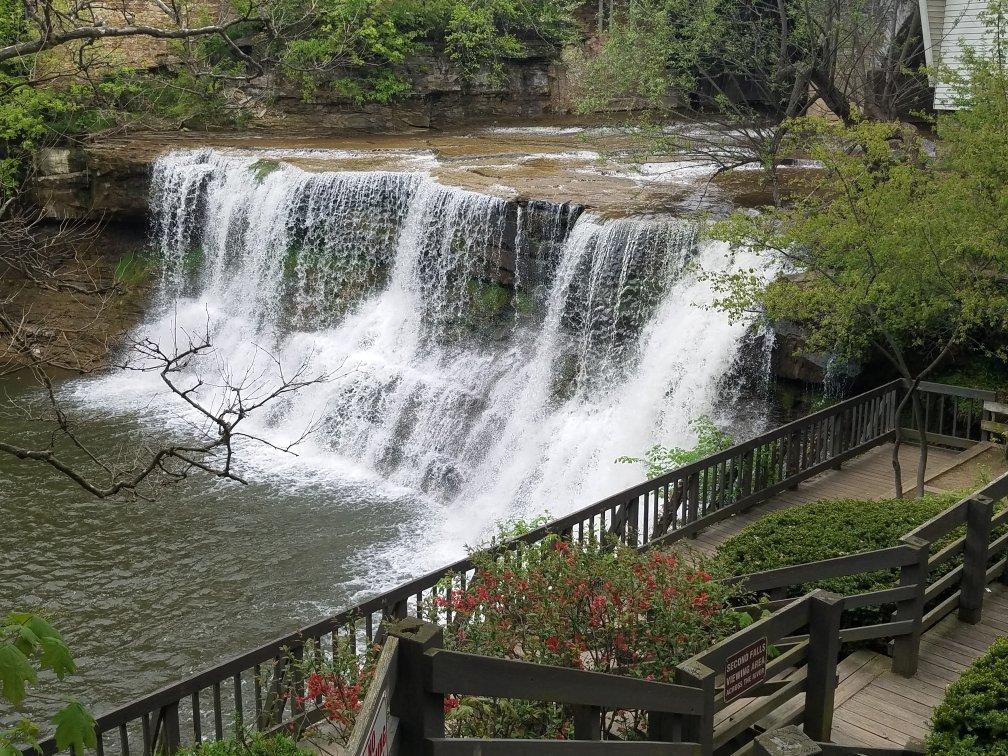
[
  {"left": 31, "top": 146, "right": 152, "bottom": 223},
  {"left": 252, "top": 45, "right": 570, "bottom": 131}
]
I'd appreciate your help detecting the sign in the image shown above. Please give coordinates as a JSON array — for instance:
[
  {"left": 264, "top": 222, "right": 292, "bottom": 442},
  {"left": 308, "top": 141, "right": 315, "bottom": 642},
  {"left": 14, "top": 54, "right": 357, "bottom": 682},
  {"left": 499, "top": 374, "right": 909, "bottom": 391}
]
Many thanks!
[
  {"left": 363, "top": 692, "right": 389, "bottom": 756},
  {"left": 723, "top": 637, "right": 767, "bottom": 702}
]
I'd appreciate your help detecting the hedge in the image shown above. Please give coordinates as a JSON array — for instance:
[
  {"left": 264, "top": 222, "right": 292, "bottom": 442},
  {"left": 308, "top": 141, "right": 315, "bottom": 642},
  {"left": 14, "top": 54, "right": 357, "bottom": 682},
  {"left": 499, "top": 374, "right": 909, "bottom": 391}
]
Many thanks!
[
  {"left": 927, "top": 636, "right": 1008, "bottom": 754},
  {"left": 714, "top": 493, "right": 963, "bottom": 624}
]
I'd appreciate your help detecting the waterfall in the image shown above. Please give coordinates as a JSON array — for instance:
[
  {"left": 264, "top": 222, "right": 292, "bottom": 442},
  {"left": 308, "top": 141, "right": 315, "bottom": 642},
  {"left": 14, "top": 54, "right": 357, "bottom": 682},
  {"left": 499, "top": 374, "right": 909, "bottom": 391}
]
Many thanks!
[{"left": 84, "top": 148, "right": 773, "bottom": 581}]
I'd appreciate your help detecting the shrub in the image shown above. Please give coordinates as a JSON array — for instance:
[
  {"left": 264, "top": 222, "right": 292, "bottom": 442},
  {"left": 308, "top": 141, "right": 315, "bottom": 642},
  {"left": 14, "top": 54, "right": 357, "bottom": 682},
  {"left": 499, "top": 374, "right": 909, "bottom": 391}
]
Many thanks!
[
  {"left": 715, "top": 493, "right": 963, "bottom": 624},
  {"left": 291, "top": 634, "right": 381, "bottom": 743},
  {"left": 617, "top": 415, "right": 734, "bottom": 479},
  {"left": 425, "top": 532, "right": 743, "bottom": 739},
  {"left": 926, "top": 636, "right": 1008, "bottom": 755},
  {"left": 177, "top": 732, "right": 312, "bottom": 756},
  {"left": 292, "top": 523, "right": 748, "bottom": 743}
]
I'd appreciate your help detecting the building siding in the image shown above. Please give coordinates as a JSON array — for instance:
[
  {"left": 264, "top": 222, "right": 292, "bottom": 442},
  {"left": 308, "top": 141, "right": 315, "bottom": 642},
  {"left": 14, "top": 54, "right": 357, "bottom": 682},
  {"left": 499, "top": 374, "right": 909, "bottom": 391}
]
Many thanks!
[{"left": 934, "top": 0, "right": 990, "bottom": 108}]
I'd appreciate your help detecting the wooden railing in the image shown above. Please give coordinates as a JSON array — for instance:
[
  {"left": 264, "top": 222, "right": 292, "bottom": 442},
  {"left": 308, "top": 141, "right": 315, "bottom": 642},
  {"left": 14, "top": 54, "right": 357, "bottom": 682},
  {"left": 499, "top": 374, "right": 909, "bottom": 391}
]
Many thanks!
[
  {"left": 24, "top": 379, "right": 993, "bottom": 756},
  {"left": 899, "top": 381, "right": 997, "bottom": 449},
  {"left": 381, "top": 618, "right": 706, "bottom": 755},
  {"left": 678, "top": 472, "right": 1008, "bottom": 755}
]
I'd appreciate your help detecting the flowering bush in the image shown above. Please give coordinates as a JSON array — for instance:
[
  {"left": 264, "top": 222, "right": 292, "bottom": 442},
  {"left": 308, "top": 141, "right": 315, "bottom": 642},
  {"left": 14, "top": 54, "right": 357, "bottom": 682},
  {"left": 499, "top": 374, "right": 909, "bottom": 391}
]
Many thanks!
[
  {"left": 290, "top": 634, "right": 380, "bottom": 744},
  {"left": 290, "top": 525, "right": 742, "bottom": 743},
  {"left": 426, "top": 533, "right": 740, "bottom": 739}
]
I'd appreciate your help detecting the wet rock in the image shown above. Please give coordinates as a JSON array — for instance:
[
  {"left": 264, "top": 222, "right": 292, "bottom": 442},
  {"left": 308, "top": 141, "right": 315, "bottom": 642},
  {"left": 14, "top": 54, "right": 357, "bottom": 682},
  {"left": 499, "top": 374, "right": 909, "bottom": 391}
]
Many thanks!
[{"left": 771, "top": 320, "right": 859, "bottom": 384}]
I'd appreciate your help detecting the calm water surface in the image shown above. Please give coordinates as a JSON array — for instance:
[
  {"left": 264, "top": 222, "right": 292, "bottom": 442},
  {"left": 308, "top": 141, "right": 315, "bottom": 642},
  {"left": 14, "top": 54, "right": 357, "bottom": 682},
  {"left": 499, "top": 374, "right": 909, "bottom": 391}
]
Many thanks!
[{"left": 0, "top": 373, "right": 418, "bottom": 723}]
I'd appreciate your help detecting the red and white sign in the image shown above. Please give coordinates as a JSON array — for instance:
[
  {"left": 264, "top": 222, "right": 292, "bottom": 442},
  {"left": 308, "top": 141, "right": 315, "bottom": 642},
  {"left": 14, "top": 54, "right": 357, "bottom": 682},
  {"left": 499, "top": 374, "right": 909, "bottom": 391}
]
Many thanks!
[
  {"left": 363, "top": 692, "right": 389, "bottom": 756},
  {"left": 724, "top": 637, "right": 768, "bottom": 702}
]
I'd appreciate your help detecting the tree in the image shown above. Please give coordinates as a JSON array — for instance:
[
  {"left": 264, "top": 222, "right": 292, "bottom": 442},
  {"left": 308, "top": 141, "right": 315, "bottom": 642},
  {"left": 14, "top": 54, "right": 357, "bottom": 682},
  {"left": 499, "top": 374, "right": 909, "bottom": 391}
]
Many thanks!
[
  {"left": 567, "top": 0, "right": 927, "bottom": 205},
  {"left": 707, "top": 35, "right": 1008, "bottom": 496}
]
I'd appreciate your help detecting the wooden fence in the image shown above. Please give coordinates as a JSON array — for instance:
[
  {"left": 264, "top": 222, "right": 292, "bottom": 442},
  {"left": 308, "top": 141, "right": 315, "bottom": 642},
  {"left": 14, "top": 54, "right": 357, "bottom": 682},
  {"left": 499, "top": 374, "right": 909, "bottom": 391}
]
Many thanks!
[{"left": 23, "top": 379, "right": 995, "bottom": 756}]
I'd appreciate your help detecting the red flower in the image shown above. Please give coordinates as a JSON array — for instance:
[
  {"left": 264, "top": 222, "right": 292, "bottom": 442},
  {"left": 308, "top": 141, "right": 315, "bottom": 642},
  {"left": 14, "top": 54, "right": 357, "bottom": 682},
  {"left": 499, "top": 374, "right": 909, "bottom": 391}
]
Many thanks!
[{"left": 545, "top": 635, "right": 561, "bottom": 652}]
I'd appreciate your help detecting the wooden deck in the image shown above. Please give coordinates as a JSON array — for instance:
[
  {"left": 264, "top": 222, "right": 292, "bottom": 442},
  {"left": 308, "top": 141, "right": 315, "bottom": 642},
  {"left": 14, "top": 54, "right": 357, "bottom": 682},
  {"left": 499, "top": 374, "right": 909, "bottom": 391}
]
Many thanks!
[
  {"left": 686, "top": 442, "right": 978, "bottom": 559},
  {"left": 828, "top": 584, "right": 1008, "bottom": 748},
  {"left": 680, "top": 440, "right": 1008, "bottom": 751}
]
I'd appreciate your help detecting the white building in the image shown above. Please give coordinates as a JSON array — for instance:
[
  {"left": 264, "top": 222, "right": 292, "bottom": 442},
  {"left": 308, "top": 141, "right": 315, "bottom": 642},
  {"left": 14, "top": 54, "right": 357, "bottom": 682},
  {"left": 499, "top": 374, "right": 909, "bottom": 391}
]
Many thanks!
[{"left": 919, "top": 0, "right": 992, "bottom": 108}]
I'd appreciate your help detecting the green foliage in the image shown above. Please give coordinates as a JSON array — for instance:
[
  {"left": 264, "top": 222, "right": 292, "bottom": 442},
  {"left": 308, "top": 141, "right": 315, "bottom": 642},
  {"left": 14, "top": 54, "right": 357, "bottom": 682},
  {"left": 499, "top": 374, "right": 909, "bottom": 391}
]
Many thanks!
[
  {"left": 442, "top": 0, "right": 522, "bottom": 80},
  {"left": 0, "top": 0, "right": 28, "bottom": 45},
  {"left": 617, "top": 415, "right": 733, "bottom": 478},
  {"left": 177, "top": 732, "right": 313, "bottom": 756},
  {"left": 0, "top": 612, "right": 95, "bottom": 756},
  {"left": 567, "top": 0, "right": 719, "bottom": 112},
  {"left": 513, "top": 290, "right": 534, "bottom": 316},
  {"left": 114, "top": 253, "right": 153, "bottom": 286},
  {"left": 0, "top": 75, "right": 73, "bottom": 150},
  {"left": 0, "top": 64, "right": 242, "bottom": 194},
  {"left": 52, "top": 702, "right": 98, "bottom": 756},
  {"left": 278, "top": 0, "right": 576, "bottom": 102},
  {"left": 933, "top": 356, "right": 1008, "bottom": 394},
  {"left": 927, "top": 636, "right": 1008, "bottom": 754},
  {"left": 715, "top": 493, "right": 962, "bottom": 623},
  {"left": 427, "top": 535, "right": 738, "bottom": 739}
]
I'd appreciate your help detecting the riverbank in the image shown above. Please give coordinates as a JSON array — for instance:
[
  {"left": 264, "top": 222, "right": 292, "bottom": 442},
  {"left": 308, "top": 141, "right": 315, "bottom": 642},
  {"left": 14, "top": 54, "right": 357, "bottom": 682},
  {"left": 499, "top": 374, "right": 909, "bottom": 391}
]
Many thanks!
[{"left": 0, "top": 222, "right": 152, "bottom": 373}]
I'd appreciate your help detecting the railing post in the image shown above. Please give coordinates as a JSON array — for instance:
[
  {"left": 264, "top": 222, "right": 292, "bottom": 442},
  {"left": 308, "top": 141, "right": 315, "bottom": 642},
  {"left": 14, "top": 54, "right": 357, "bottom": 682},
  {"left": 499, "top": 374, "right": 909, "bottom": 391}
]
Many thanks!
[
  {"left": 572, "top": 705, "right": 602, "bottom": 739},
  {"left": 687, "top": 473, "right": 700, "bottom": 529},
  {"left": 804, "top": 591, "right": 843, "bottom": 742},
  {"left": 162, "top": 702, "right": 181, "bottom": 754},
  {"left": 626, "top": 495, "right": 640, "bottom": 547},
  {"left": 959, "top": 495, "right": 994, "bottom": 624},
  {"left": 787, "top": 430, "right": 801, "bottom": 488},
  {"left": 891, "top": 536, "right": 929, "bottom": 676},
  {"left": 755, "top": 726, "right": 822, "bottom": 756},
  {"left": 831, "top": 411, "right": 850, "bottom": 469},
  {"left": 741, "top": 449, "right": 754, "bottom": 500},
  {"left": 675, "top": 661, "right": 715, "bottom": 756},
  {"left": 288, "top": 642, "right": 305, "bottom": 717},
  {"left": 388, "top": 618, "right": 444, "bottom": 756},
  {"left": 646, "top": 710, "right": 681, "bottom": 742},
  {"left": 259, "top": 655, "right": 288, "bottom": 730},
  {"left": 385, "top": 598, "right": 409, "bottom": 621}
]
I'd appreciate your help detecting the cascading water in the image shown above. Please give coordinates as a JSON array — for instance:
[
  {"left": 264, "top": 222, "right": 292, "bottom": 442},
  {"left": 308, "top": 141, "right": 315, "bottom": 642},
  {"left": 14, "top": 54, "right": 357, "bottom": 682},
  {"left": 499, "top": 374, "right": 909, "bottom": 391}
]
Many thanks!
[{"left": 85, "top": 148, "right": 774, "bottom": 586}]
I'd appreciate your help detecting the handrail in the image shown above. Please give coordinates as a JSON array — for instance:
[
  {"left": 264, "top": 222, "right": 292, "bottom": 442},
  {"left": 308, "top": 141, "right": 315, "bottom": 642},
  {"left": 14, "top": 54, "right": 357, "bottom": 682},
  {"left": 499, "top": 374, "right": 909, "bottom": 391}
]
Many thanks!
[
  {"left": 426, "top": 650, "right": 707, "bottom": 714},
  {"left": 25, "top": 379, "right": 991, "bottom": 756},
  {"left": 727, "top": 545, "right": 917, "bottom": 593}
]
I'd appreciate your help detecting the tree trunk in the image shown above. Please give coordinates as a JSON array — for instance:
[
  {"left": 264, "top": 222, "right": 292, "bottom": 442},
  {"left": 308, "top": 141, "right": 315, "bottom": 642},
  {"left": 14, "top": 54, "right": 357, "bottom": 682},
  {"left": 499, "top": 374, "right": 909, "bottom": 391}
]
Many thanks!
[
  {"left": 891, "top": 383, "right": 917, "bottom": 499},
  {"left": 913, "top": 390, "right": 929, "bottom": 497},
  {"left": 892, "top": 424, "right": 904, "bottom": 499}
]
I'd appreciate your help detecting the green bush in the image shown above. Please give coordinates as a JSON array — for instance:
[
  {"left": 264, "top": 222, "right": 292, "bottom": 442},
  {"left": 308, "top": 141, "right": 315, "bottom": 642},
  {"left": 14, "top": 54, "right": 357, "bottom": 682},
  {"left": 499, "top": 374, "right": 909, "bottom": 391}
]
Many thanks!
[
  {"left": 178, "top": 732, "right": 312, "bottom": 756},
  {"left": 927, "top": 636, "right": 1008, "bottom": 755},
  {"left": 715, "top": 493, "right": 963, "bottom": 624},
  {"left": 425, "top": 531, "right": 743, "bottom": 739}
]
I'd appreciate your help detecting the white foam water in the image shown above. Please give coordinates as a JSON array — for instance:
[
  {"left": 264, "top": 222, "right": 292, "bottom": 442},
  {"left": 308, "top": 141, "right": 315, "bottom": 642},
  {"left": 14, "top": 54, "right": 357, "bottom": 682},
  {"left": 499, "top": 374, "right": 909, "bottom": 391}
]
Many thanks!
[{"left": 80, "top": 148, "right": 774, "bottom": 587}]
